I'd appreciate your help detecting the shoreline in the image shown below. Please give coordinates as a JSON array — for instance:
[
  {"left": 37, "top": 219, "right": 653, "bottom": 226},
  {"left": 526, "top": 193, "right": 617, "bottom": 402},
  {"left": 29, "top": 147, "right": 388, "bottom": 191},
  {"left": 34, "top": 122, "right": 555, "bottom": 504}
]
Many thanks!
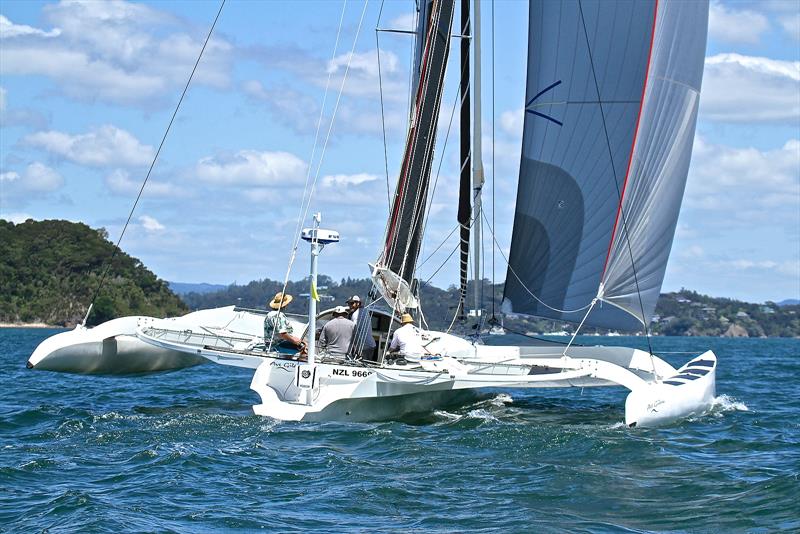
[{"left": 0, "top": 322, "right": 62, "bottom": 329}]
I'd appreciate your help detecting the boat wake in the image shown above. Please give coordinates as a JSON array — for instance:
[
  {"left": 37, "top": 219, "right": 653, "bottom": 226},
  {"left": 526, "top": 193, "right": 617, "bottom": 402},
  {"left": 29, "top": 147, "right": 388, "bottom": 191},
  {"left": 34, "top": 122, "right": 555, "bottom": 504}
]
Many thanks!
[
  {"left": 711, "top": 394, "right": 749, "bottom": 413},
  {"left": 431, "top": 393, "right": 514, "bottom": 423}
]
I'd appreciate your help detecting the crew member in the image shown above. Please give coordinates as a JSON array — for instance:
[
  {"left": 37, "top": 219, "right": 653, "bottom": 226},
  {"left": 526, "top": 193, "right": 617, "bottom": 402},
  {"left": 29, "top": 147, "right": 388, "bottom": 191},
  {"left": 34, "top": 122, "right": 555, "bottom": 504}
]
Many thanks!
[
  {"left": 319, "top": 306, "right": 355, "bottom": 357},
  {"left": 388, "top": 313, "right": 426, "bottom": 357},
  {"left": 346, "top": 295, "right": 362, "bottom": 323},
  {"left": 264, "top": 292, "right": 305, "bottom": 354}
]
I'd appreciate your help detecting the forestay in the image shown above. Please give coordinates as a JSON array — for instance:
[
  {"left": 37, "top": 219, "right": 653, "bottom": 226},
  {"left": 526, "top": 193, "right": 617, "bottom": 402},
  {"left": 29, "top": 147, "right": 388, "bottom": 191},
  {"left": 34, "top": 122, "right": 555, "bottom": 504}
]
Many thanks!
[{"left": 502, "top": 0, "right": 708, "bottom": 330}]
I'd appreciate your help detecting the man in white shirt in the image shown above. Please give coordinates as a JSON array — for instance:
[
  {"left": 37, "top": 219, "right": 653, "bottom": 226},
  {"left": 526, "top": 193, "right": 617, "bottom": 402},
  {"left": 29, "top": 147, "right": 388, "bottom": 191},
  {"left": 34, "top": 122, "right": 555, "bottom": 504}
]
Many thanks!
[
  {"left": 388, "top": 313, "right": 426, "bottom": 357},
  {"left": 346, "top": 295, "right": 361, "bottom": 323}
]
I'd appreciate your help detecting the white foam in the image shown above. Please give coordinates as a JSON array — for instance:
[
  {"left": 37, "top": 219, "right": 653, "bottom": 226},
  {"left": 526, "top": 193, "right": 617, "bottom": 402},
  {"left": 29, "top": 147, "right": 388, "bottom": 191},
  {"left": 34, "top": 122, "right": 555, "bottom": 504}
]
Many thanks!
[
  {"left": 433, "top": 410, "right": 462, "bottom": 421},
  {"left": 712, "top": 394, "right": 749, "bottom": 412},
  {"left": 489, "top": 393, "right": 514, "bottom": 406},
  {"left": 466, "top": 408, "right": 499, "bottom": 422}
]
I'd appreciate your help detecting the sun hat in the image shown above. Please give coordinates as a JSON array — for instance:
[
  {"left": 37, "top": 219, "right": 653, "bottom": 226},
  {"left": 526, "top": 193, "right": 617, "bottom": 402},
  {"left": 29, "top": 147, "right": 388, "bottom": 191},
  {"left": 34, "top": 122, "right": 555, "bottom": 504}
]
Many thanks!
[
  {"left": 333, "top": 306, "right": 348, "bottom": 315},
  {"left": 269, "top": 292, "right": 293, "bottom": 310},
  {"left": 400, "top": 313, "right": 414, "bottom": 324},
  {"left": 346, "top": 295, "right": 361, "bottom": 304}
]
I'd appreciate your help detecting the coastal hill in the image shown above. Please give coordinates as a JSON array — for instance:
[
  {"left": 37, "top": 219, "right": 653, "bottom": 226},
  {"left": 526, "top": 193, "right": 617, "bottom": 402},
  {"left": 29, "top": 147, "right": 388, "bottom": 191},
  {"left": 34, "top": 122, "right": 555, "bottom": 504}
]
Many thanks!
[
  {"left": 0, "top": 219, "right": 186, "bottom": 326},
  {"left": 181, "top": 277, "right": 800, "bottom": 338},
  {"left": 2, "top": 219, "right": 796, "bottom": 337}
]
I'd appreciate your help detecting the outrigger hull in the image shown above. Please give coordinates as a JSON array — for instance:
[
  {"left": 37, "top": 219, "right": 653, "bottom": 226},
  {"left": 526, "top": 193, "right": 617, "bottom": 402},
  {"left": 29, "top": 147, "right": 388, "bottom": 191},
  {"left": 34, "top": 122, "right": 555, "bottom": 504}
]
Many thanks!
[{"left": 27, "top": 306, "right": 270, "bottom": 375}]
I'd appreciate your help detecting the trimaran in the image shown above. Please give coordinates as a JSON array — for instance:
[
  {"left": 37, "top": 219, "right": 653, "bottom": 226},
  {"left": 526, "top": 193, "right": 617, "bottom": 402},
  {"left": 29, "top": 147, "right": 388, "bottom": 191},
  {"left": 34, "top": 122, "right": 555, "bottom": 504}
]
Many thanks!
[{"left": 29, "top": 0, "right": 716, "bottom": 427}]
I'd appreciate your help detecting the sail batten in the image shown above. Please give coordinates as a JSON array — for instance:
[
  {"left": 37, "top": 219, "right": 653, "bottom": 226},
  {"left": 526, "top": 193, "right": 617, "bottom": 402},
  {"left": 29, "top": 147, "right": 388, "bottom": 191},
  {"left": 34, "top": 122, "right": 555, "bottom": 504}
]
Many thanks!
[{"left": 502, "top": 0, "right": 708, "bottom": 331}]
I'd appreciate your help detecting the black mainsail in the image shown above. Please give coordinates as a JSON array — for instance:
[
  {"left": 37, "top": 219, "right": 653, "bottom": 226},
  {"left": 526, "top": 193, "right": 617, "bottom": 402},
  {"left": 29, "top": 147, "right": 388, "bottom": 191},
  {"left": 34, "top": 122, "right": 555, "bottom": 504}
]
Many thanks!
[
  {"left": 381, "top": 0, "right": 455, "bottom": 285},
  {"left": 502, "top": 0, "right": 709, "bottom": 331}
]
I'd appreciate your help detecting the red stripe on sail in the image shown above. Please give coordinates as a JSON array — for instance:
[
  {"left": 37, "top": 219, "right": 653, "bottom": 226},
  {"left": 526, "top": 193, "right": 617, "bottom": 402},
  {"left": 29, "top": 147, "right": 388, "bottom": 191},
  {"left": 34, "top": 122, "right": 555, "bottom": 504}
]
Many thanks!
[
  {"left": 600, "top": 0, "right": 659, "bottom": 281},
  {"left": 383, "top": 6, "right": 437, "bottom": 261}
]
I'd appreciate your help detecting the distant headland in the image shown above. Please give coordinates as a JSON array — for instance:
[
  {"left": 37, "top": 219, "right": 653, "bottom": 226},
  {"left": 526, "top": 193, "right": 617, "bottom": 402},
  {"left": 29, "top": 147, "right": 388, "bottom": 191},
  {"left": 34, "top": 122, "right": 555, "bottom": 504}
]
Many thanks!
[{"left": 2, "top": 219, "right": 798, "bottom": 337}]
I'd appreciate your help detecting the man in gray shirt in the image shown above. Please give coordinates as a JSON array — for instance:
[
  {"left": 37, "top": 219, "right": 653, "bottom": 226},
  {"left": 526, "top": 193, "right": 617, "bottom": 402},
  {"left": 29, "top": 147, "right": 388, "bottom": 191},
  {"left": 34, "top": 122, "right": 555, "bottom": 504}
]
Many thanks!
[{"left": 319, "top": 306, "right": 355, "bottom": 357}]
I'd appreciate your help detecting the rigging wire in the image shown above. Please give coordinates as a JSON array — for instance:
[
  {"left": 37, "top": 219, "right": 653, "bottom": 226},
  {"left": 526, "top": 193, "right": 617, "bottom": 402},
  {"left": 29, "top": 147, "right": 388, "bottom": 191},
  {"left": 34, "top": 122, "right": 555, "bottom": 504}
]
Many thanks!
[
  {"left": 417, "top": 223, "right": 459, "bottom": 269},
  {"left": 268, "top": 0, "right": 349, "bottom": 352},
  {"left": 81, "top": 0, "right": 226, "bottom": 326},
  {"left": 375, "top": 0, "right": 392, "bottom": 209},
  {"left": 275, "top": 0, "right": 369, "bottom": 300},
  {"left": 577, "top": 0, "right": 655, "bottom": 358}
]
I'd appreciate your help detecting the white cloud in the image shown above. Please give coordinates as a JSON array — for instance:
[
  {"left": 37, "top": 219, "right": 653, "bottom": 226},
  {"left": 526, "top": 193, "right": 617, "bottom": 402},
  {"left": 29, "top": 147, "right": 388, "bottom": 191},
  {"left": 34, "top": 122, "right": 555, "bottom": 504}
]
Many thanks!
[
  {"left": 701, "top": 54, "right": 800, "bottom": 123},
  {"left": 327, "top": 50, "right": 394, "bottom": 80},
  {"left": 195, "top": 150, "right": 307, "bottom": 187},
  {"left": 389, "top": 12, "right": 417, "bottom": 31},
  {"left": 499, "top": 108, "right": 524, "bottom": 138},
  {"left": 24, "top": 125, "right": 154, "bottom": 167},
  {"left": 105, "top": 169, "right": 182, "bottom": 197},
  {"left": 0, "top": 2, "right": 233, "bottom": 106},
  {"left": 1, "top": 162, "right": 63, "bottom": 191},
  {"left": 0, "top": 212, "right": 35, "bottom": 224},
  {"left": 708, "top": 1, "right": 770, "bottom": 44},
  {"left": 779, "top": 13, "right": 800, "bottom": 41},
  {"left": 0, "top": 86, "right": 49, "bottom": 128},
  {"left": 322, "top": 173, "right": 379, "bottom": 187},
  {"left": 242, "top": 80, "right": 322, "bottom": 133},
  {"left": 686, "top": 136, "right": 800, "bottom": 218},
  {"left": 0, "top": 162, "right": 63, "bottom": 205},
  {"left": 0, "top": 14, "right": 61, "bottom": 38},
  {"left": 138, "top": 214, "right": 165, "bottom": 232},
  {"left": 0, "top": 171, "right": 20, "bottom": 182},
  {"left": 716, "top": 259, "right": 799, "bottom": 278},
  {"left": 24, "top": 162, "right": 63, "bottom": 191}
]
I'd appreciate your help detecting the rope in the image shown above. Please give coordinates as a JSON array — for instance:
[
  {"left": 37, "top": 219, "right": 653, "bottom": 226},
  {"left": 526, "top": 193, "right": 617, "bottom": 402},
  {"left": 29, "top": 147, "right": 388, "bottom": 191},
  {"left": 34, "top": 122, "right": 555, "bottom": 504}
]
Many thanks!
[{"left": 81, "top": 0, "right": 226, "bottom": 326}]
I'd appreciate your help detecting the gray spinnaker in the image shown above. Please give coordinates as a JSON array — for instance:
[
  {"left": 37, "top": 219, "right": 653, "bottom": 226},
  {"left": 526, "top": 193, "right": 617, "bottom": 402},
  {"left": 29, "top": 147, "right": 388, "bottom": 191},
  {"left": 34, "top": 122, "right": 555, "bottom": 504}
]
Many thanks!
[{"left": 502, "top": 0, "right": 708, "bottom": 331}]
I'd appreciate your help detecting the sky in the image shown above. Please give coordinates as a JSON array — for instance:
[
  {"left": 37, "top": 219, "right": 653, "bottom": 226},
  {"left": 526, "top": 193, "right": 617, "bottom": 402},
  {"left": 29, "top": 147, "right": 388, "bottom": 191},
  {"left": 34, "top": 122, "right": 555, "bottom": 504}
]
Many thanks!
[{"left": 1, "top": 0, "right": 798, "bottom": 304}]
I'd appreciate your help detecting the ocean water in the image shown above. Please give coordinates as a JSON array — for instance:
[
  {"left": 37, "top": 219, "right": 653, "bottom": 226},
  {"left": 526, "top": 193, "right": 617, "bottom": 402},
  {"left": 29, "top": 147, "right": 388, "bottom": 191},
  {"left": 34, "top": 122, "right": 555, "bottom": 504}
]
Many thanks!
[{"left": 1, "top": 329, "right": 798, "bottom": 533}]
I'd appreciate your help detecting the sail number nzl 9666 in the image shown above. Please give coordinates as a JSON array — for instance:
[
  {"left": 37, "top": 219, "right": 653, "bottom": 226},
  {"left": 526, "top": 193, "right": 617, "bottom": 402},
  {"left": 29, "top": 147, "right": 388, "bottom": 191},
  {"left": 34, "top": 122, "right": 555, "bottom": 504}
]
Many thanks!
[{"left": 331, "top": 368, "right": 372, "bottom": 378}]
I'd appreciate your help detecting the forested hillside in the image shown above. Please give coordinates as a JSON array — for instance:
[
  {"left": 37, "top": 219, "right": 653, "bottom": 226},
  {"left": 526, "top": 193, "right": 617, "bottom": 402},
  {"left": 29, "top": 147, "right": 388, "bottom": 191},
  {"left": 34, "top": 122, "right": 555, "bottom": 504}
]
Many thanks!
[
  {"left": 0, "top": 219, "right": 186, "bottom": 326},
  {"left": 182, "top": 277, "right": 800, "bottom": 338},
  {"left": 3, "top": 218, "right": 797, "bottom": 337}
]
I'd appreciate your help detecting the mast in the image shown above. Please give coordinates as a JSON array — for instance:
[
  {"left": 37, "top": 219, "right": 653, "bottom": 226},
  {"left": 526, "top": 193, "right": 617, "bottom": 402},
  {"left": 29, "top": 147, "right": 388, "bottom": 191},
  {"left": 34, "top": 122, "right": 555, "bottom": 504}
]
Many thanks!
[
  {"left": 457, "top": 0, "right": 471, "bottom": 319},
  {"left": 471, "top": 0, "right": 484, "bottom": 318}
]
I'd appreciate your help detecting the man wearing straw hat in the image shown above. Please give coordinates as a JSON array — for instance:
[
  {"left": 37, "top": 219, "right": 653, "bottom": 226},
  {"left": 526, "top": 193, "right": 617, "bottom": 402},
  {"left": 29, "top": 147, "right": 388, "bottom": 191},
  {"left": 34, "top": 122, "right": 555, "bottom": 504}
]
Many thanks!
[
  {"left": 388, "top": 313, "right": 425, "bottom": 357},
  {"left": 264, "top": 292, "right": 305, "bottom": 354}
]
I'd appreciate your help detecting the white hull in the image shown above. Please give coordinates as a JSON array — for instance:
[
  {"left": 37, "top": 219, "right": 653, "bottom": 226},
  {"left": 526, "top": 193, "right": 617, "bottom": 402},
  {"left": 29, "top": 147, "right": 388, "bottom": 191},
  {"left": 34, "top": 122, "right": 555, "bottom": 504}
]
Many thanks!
[
  {"left": 136, "top": 323, "right": 717, "bottom": 427},
  {"left": 27, "top": 306, "right": 277, "bottom": 375}
]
